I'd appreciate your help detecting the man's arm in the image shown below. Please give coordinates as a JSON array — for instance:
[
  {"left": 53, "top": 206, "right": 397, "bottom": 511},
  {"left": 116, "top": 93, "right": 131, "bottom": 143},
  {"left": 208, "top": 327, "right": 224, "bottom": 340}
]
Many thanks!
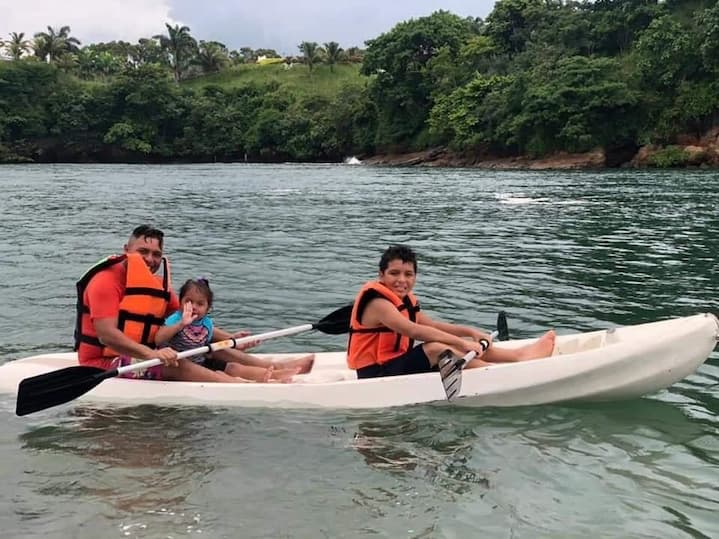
[
  {"left": 94, "top": 317, "right": 163, "bottom": 360},
  {"left": 86, "top": 270, "right": 178, "bottom": 365}
]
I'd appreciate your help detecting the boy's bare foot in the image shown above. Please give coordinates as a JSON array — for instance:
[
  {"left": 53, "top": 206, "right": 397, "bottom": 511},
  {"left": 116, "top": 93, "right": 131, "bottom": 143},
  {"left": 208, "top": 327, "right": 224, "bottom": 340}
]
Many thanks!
[
  {"left": 517, "top": 330, "right": 556, "bottom": 360},
  {"left": 276, "top": 353, "right": 315, "bottom": 374}
]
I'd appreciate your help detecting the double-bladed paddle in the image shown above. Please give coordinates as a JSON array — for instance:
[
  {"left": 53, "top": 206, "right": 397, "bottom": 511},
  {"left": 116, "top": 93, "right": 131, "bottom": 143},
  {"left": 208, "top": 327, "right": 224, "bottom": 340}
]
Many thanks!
[
  {"left": 438, "top": 311, "right": 510, "bottom": 401},
  {"left": 15, "top": 303, "right": 352, "bottom": 416}
]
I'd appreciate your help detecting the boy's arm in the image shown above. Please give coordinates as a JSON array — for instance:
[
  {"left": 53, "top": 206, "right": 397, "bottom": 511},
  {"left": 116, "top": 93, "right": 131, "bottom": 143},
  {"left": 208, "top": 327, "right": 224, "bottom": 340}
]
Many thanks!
[
  {"left": 417, "top": 313, "right": 493, "bottom": 343},
  {"left": 370, "top": 300, "right": 487, "bottom": 356}
]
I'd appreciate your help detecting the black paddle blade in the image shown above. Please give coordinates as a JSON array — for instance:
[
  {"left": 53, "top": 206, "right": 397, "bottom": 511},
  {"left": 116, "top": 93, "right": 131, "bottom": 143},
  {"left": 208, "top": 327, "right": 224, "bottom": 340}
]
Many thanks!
[
  {"left": 314, "top": 303, "right": 353, "bottom": 335},
  {"left": 438, "top": 349, "right": 463, "bottom": 401},
  {"left": 16, "top": 365, "right": 110, "bottom": 416},
  {"left": 497, "top": 311, "right": 510, "bottom": 341}
]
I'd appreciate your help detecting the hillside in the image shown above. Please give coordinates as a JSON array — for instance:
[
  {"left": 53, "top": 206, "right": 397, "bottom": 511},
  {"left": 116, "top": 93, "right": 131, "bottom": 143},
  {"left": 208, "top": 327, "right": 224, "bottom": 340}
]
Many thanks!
[{"left": 181, "top": 63, "right": 366, "bottom": 97}]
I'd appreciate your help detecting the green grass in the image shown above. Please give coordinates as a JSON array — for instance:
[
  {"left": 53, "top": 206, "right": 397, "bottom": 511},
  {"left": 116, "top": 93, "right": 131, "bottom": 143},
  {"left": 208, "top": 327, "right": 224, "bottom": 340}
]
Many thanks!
[{"left": 181, "top": 63, "right": 367, "bottom": 96}]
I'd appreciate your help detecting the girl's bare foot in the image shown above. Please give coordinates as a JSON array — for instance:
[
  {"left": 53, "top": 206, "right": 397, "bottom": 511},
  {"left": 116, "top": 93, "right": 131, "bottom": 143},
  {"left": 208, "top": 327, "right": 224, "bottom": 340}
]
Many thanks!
[
  {"left": 262, "top": 365, "right": 274, "bottom": 382},
  {"left": 270, "top": 367, "right": 300, "bottom": 383},
  {"left": 517, "top": 330, "right": 556, "bottom": 360},
  {"left": 276, "top": 354, "right": 315, "bottom": 374}
]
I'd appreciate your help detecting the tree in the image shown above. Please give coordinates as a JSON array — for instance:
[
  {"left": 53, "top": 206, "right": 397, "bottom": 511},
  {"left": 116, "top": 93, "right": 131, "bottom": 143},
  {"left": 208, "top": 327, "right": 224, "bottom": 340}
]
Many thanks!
[
  {"left": 483, "top": 0, "right": 544, "bottom": 55},
  {"left": 429, "top": 74, "right": 515, "bottom": 150},
  {"left": 196, "top": 41, "right": 229, "bottom": 74},
  {"left": 512, "top": 56, "right": 640, "bottom": 155},
  {"left": 697, "top": 3, "right": 719, "bottom": 75},
  {"left": 346, "top": 46, "right": 365, "bottom": 63},
  {"left": 76, "top": 47, "right": 125, "bottom": 79},
  {"left": 131, "top": 38, "right": 165, "bottom": 67},
  {"left": 323, "top": 41, "right": 343, "bottom": 72},
  {"left": 634, "top": 16, "right": 696, "bottom": 89},
  {"left": 299, "top": 41, "right": 322, "bottom": 73},
  {"left": 33, "top": 26, "right": 81, "bottom": 63},
  {"left": 361, "top": 10, "right": 478, "bottom": 147},
  {"left": 154, "top": 23, "right": 197, "bottom": 82},
  {"left": 588, "top": 0, "right": 665, "bottom": 55}
]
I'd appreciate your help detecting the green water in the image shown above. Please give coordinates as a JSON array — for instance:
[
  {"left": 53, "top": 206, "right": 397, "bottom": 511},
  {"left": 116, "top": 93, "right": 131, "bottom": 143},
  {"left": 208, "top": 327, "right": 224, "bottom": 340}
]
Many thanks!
[{"left": 0, "top": 164, "right": 717, "bottom": 538}]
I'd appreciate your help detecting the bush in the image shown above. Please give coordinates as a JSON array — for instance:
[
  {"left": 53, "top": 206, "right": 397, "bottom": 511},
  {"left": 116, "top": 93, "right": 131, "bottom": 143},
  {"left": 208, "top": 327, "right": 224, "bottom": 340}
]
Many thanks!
[{"left": 647, "top": 145, "right": 691, "bottom": 167}]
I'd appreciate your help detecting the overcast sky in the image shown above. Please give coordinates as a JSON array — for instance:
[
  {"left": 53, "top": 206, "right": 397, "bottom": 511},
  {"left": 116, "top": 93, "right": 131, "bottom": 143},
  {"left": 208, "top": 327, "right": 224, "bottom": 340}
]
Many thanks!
[{"left": 0, "top": 0, "right": 496, "bottom": 55}]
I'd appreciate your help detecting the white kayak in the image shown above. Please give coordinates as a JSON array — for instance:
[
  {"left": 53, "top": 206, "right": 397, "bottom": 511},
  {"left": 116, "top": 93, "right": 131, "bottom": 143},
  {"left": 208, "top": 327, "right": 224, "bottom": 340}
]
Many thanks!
[{"left": 1, "top": 313, "right": 717, "bottom": 411}]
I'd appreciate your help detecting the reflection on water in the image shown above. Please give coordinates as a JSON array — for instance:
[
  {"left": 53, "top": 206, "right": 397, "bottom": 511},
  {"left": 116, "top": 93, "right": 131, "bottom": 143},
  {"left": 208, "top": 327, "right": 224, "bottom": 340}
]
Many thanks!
[
  {"left": 351, "top": 413, "right": 490, "bottom": 494},
  {"left": 16, "top": 406, "right": 218, "bottom": 536},
  {"left": 0, "top": 164, "right": 718, "bottom": 537}
]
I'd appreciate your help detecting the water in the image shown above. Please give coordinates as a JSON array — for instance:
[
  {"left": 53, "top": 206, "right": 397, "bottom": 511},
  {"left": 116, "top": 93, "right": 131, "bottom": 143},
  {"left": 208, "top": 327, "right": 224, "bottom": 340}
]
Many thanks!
[{"left": 0, "top": 164, "right": 718, "bottom": 538}]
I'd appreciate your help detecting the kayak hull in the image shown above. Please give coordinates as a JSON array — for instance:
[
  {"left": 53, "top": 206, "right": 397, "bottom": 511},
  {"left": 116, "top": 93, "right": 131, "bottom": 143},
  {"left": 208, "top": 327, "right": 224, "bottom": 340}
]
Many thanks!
[{"left": 1, "top": 313, "right": 717, "bottom": 410}]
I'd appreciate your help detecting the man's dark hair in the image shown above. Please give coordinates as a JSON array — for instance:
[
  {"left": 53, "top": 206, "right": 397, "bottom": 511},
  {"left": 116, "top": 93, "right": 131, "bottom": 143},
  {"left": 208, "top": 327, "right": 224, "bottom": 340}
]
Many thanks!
[
  {"left": 379, "top": 244, "right": 417, "bottom": 273},
  {"left": 131, "top": 225, "right": 164, "bottom": 249}
]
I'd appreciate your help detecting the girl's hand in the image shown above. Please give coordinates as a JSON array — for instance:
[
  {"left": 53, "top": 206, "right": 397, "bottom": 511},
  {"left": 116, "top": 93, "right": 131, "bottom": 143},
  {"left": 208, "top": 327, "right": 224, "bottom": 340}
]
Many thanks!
[{"left": 180, "top": 302, "right": 197, "bottom": 326}]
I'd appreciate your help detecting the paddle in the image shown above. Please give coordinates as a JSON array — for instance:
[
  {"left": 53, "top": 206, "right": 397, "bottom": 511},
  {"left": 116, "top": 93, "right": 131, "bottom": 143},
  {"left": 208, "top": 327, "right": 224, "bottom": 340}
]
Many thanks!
[
  {"left": 15, "top": 303, "right": 352, "bottom": 416},
  {"left": 438, "top": 311, "right": 510, "bottom": 401}
]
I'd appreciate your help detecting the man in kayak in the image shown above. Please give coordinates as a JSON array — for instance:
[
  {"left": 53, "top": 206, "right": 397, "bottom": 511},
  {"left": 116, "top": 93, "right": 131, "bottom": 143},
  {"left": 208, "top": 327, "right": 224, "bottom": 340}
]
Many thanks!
[
  {"left": 347, "top": 244, "right": 556, "bottom": 378},
  {"left": 75, "top": 225, "right": 255, "bottom": 382}
]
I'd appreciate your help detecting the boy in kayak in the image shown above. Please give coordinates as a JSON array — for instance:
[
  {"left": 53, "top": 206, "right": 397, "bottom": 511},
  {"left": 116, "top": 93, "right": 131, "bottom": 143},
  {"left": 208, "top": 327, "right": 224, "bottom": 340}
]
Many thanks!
[
  {"left": 347, "top": 244, "right": 556, "bottom": 378},
  {"left": 155, "top": 277, "right": 310, "bottom": 382}
]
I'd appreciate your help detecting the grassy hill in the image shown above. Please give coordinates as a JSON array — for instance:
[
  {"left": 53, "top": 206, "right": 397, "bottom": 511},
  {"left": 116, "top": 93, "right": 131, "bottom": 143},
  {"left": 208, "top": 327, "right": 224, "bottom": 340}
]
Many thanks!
[{"left": 181, "top": 63, "right": 367, "bottom": 97}]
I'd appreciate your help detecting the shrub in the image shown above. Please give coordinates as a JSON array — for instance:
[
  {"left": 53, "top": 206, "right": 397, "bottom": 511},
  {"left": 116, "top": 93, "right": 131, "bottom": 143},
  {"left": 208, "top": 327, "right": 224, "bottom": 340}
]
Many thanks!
[{"left": 646, "top": 145, "right": 691, "bottom": 167}]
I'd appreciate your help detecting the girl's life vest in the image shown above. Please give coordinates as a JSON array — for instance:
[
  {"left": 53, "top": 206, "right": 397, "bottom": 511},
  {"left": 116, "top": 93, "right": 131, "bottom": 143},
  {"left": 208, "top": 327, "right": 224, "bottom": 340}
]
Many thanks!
[
  {"left": 347, "top": 281, "right": 420, "bottom": 370},
  {"left": 74, "top": 252, "right": 172, "bottom": 357}
]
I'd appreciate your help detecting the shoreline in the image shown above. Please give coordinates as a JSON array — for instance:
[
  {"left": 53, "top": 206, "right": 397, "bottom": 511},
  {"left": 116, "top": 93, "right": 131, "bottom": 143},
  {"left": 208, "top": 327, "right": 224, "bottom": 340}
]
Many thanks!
[{"left": 2, "top": 136, "right": 719, "bottom": 170}]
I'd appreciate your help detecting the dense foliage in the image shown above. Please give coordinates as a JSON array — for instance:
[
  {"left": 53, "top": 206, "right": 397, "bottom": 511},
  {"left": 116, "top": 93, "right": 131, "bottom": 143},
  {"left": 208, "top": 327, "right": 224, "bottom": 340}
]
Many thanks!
[{"left": 1, "top": 2, "right": 718, "bottom": 164}]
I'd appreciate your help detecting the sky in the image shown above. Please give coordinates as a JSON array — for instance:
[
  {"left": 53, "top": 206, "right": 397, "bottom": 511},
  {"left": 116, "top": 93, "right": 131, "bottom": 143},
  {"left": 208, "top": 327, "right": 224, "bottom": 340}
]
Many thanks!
[{"left": 0, "top": 0, "right": 496, "bottom": 55}]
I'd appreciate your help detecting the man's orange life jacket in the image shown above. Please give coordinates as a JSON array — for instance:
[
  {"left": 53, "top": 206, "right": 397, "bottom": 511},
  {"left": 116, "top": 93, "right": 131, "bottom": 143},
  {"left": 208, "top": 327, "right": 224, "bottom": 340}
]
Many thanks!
[{"left": 75, "top": 252, "right": 172, "bottom": 357}]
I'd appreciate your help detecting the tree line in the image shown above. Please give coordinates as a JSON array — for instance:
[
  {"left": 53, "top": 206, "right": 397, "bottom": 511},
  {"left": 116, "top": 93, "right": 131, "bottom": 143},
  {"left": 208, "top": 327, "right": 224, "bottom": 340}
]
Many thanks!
[
  {"left": 2, "top": 1, "right": 719, "bottom": 165},
  {"left": 0, "top": 23, "right": 364, "bottom": 81}
]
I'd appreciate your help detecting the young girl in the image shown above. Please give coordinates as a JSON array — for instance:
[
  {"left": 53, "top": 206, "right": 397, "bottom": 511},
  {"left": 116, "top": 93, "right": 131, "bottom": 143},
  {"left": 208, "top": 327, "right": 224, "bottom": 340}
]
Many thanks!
[{"left": 155, "top": 278, "right": 308, "bottom": 383}]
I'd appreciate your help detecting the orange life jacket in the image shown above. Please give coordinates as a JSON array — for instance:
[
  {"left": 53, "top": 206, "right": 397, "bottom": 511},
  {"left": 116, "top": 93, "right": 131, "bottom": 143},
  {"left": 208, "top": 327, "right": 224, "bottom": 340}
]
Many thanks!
[
  {"left": 346, "top": 281, "right": 420, "bottom": 370},
  {"left": 74, "top": 252, "right": 172, "bottom": 357}
]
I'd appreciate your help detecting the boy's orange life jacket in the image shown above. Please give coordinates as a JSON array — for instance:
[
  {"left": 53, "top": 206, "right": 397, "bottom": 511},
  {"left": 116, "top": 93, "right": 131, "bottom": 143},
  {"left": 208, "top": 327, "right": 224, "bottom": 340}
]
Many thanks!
[
  {"left": 346, "top": 281, "right": 420, "bottom": 370},
  {"left": 74, "top": 252, "right": 172, "bottom": 357}
]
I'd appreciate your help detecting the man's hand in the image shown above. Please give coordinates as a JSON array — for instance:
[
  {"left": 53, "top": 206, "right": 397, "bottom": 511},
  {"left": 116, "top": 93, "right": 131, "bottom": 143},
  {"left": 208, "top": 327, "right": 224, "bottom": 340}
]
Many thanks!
[
  {"left": 232, "top": 330, "right": 260, "bottom": 351},
  {"left": 147, "top": 346, "right": 179, "bottom": 367}
]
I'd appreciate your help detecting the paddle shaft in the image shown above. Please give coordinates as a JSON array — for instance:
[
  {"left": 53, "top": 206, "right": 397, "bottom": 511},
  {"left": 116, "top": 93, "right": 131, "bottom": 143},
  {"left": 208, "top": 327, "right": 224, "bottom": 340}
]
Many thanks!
[{"left": 115, "top": 324, "right": 314, "bottom": 376}]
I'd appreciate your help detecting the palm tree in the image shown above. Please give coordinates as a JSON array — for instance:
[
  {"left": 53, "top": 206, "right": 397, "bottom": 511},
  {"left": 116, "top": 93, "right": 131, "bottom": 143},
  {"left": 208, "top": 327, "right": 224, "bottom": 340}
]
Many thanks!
[
  {"left": 323, "top": 41, "right": 344, "bottom": 72},
  {"left": 154, "top": 23, "right": 197, "bottom": 82},
  {"left": 299, "top": 41, "right": 323, "bottom": 74},
  {"left": 33, "top": 25, "right": 80, "bottom": 63},
  {"left": 196, "top": 40, "right": 229, "bottom": 74},
  {"left": 7, "top": 32, "right": 33, "bottom": 60}
]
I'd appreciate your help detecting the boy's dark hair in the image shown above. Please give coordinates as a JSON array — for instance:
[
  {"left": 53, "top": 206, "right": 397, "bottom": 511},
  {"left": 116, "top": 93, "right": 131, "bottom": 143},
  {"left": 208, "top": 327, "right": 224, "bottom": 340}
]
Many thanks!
[
  {"left": 379, "top": 244, "right": 417, "bottom": 273},
  {"left": 130, "top": 225, "right": 165, "bottom": 249},
  {"left": 179, "top": 277, "right": 214, "bottom": 308}
]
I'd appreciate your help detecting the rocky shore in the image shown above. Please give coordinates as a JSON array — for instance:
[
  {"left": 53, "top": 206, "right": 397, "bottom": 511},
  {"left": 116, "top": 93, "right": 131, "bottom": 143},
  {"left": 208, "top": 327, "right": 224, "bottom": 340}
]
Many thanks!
[{"left": 362, "top": 128, "right": 719, "bottom": 170}]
